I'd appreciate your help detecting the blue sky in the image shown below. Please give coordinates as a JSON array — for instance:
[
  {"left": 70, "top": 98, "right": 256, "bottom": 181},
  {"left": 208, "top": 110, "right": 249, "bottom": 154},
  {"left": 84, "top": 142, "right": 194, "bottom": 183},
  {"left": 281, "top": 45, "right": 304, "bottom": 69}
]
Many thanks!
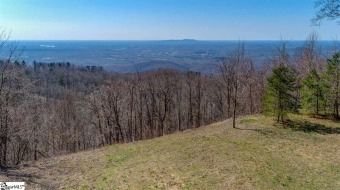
[{"left": 0, "top": 0, "right": 339, "bottom": 40}]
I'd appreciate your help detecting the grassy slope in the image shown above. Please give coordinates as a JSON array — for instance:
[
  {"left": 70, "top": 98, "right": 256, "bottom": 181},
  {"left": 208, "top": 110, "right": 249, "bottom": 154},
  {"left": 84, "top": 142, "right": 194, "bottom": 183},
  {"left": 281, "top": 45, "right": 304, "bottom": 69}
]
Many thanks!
[{"left": 1, "top": 114, "right": 340, "bottom": 190}]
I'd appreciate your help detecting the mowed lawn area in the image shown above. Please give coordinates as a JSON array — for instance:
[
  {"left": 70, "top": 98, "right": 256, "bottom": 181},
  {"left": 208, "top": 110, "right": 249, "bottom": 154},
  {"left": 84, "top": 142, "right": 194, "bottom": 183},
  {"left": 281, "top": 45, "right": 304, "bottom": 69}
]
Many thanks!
[{"left": 1, "top": 114, "right": 340, "bottom": 190}]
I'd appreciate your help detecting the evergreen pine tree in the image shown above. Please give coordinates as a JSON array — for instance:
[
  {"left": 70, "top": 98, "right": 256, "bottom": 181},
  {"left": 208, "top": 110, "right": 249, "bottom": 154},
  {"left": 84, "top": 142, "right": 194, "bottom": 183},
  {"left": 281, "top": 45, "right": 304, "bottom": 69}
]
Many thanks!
[
  {"left": 264, "top": 65, "right": 299, "bottom": 123},
  {"left": 323, "top": 53, "right": 340, "bottom": 119},
  {"left": 301, "top": 69, "right": 324, "bottom": 115}
]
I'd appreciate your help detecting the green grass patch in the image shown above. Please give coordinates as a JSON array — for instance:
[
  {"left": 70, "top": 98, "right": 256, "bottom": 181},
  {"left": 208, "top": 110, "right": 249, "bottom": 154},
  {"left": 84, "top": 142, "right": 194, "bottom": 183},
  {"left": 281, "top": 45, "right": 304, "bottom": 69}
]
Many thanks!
[
  {"left": 19, "top": 114, "right": 340, "bottom": 190},
  {"left": 240, "top": 117, "right": 257, "bottom": 124}
]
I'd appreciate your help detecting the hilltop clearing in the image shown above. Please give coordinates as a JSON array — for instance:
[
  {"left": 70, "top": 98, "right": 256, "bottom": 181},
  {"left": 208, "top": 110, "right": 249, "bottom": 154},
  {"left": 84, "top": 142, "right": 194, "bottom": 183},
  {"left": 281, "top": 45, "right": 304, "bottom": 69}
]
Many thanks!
[{"left": 1, "top": 114, "right": 339, "bottom": 190}]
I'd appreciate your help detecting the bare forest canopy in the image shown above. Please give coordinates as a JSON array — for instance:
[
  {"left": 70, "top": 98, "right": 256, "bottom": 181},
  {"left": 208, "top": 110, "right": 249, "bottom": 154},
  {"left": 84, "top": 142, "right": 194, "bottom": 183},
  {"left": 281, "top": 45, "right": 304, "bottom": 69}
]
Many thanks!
[{"left": 0, "top": 34, "right": 339, "bottom": 168}]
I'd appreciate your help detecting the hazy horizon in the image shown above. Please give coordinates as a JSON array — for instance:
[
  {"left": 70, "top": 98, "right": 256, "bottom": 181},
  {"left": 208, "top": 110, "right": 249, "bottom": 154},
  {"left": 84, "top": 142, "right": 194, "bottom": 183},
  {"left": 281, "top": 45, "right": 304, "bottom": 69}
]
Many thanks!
[
  {"left": 6, "top": 40, "right": 335, "bottom": 74},
  {"left": 8, "top": 39, "right": 340, "bottom": 42}
]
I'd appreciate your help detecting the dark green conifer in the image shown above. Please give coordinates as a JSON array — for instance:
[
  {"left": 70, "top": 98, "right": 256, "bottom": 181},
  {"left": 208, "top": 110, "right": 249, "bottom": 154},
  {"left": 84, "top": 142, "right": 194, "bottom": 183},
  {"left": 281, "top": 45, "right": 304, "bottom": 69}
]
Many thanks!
[{"left": 264, "top": 66, "right": 299, "bottom": 123}]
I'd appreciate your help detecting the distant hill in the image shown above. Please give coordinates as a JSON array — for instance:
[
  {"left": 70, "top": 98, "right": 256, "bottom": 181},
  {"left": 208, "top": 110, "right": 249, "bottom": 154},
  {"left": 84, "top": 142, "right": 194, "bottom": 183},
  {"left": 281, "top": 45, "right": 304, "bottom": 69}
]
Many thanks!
[
  {"left": 3, "top": 114, "right": 340, "bottom": 189},
  {"left": 160, "top": 39, "right": 198, "bottom": 42}
]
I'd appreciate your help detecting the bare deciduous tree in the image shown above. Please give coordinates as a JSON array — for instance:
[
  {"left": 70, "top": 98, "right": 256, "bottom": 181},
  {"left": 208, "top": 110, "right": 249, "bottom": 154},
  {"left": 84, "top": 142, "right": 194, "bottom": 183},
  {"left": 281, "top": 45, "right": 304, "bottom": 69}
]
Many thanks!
[{"left": 219, "top": 42, "right": 250, "bottom": 128}]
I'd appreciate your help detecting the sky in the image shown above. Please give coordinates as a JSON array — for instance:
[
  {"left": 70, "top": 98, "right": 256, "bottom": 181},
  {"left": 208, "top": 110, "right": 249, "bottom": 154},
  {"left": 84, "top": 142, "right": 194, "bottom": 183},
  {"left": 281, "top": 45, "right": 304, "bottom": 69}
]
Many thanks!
[{"left": 0, "top": 0, "right": 339, "bottom": 40}]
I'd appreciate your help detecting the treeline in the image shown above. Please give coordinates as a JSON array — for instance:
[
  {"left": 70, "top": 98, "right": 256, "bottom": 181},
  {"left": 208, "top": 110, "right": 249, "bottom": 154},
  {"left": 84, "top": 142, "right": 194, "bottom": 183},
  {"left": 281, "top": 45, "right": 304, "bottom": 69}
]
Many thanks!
[
  {"left": 266, "top": 52, "right": 340, "bottom": 123},
  {"left": 0, "top": 33, "right": 339, "bottom": 167},
  {"left": 0, "top": 55, "right": 265, "bottom": 167},
  {"left": 263, "top": 34, "right": 340, "bottom": 123}
]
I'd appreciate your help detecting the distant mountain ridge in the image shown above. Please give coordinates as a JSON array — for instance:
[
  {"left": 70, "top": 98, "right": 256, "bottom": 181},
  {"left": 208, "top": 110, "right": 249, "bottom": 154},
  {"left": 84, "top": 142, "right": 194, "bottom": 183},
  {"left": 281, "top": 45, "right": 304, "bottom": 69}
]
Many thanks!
[{"left": 158, "top": 39, "right": 198, "bottom": 43}]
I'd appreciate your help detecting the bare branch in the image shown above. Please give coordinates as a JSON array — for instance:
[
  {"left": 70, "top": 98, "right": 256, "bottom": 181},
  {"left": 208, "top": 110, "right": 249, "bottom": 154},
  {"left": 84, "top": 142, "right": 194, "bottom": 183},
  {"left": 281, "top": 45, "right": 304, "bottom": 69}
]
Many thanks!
[{"left": 312, "top": 0, "right": 340, "bottom": 25}]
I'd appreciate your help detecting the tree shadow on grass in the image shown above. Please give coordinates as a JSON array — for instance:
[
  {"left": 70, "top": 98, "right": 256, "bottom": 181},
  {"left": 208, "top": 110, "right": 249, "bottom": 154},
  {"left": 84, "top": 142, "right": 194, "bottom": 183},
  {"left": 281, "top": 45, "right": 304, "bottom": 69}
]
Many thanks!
[
  {"left": 235, "top": 127, "right": 259, "bottom": 132},
  {"left": 235, "top": 126, "right": 279, "bottom": 136},
  {"left": 285, "top": 120, "right": 340, "bottom": 135}
]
